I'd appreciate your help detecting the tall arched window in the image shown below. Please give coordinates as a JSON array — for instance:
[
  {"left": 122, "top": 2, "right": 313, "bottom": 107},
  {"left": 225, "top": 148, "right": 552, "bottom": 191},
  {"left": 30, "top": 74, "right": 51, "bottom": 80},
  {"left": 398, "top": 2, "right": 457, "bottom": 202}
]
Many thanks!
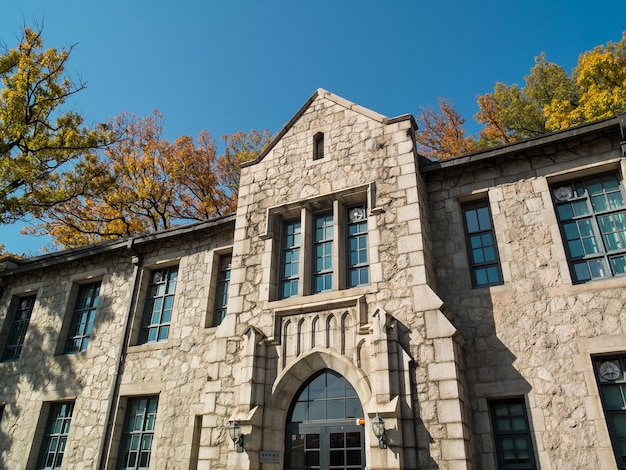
[{"left": 285, "top": 370, "right": 365, "bottom": 470}]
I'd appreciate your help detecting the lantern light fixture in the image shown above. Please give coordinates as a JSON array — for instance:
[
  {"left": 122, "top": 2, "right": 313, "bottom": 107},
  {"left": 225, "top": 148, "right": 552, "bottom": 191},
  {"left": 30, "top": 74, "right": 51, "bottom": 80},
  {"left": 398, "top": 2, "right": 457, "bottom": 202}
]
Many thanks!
[
  {"left": 371, "top": 413, "right": 387, "bottom": 449},
  {"left": 228, "top": 421, "right": 244, "bottom": 453}
]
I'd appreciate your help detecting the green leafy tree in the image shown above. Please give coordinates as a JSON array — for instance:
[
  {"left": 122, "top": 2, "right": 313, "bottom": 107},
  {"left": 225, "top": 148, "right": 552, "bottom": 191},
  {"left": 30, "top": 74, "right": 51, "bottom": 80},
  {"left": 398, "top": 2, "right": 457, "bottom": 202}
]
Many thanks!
[
  {"left": 545, "top": 32, "right": 626, "bottom": 130},
  {"left": 475, "top": 54, "right": 576, "bottom": 146},
  {"left": 419, "top": 34, "right": 624, "bottom": 159},
  {"left": 0, "top": 25, "right": 109, "bottom": 223}
]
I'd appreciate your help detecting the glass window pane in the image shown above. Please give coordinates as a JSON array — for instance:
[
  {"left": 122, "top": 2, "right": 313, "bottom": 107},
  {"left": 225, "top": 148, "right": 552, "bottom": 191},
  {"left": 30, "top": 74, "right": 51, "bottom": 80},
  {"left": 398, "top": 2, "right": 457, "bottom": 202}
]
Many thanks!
[
  {"left": 589, "top": 259, "right": 607, "bottom": 278},
  {"left": 483, "top": 246, "right": 496, "bottom": 262},
  {"left": 578, "top": 219, "right": 594, "bottom": 237},
  {"left": 346, "top": 432, "right": 361, "bottom": 447},
  {"left": 557, "top": 204, "right": 574, "bottom": 221},
  {"left": 465, "top": 210, "right": 479, "bottom": 232},
  {"left": 305, "top": 450, "right": 319, "bottom": 466},
  {"left": 470, "top": 234, "right": 482, "bottom": 249},
  {"left": 327, "top": 374, "right": 344, "bottom": 398},
  {"left": 345, "top": 398, "right": 361, "bottom": 418},
  {"left": 486, "top": 267, "right": 501, "bottom": 283},
  {"left": 611, "top": 414, "right": 626, "bottom": 438},
  {"left": 572, "top": 200, "right": 590, "bottom": 217},
  {"left": 603, "top": 386, "right": 626, "bottom": 409},
  {"left": 306, "top": 434, "right": 320, "bottom": 449},
  {"left": 573, "top": 262, "right": 590, "bottom": 281},
  {"left": 591, "top": 194, "right": 608, "bottom": 212},
  {"left": 308, "top": 401, "right": 325, "bottom": 420},
  {"left": 330, "top": 450, "right": 344, "bottom": 466},
  {"left": 582, "top": 235, "right": 599, "bottom": 255},
  {"left": 496, "top": 417, "right": 511, "bottom": 432},
  {"left": 568, "top": 237, "right": 585, "bottom": 257},
  {"left": 473, "top": 248, "right": 485, "bottom": 264},
  {"left": 608, "top": 192, "right": 625, "bottom": 209},
  {"left": 292, "top": 402, "right": 307, "bottom": 422},
  {"left": 512, "top": 416, "right": 527, "bottom": 431},
  {"left": 327, "top": 399, "right": 344, "bottom": 419},
  {"left": 475, "top": 268, "right": 489, "bottom": 286},
  {"left": 610, "top": 255, "right": 626, "bottom": 275},
  {"left": 330, "top": 432, "right": 344, "bottom": 448},
  {"left": 477, "top": 207, "right": 492, "bottom": 230},
  {"left": 346, "top": 449, "right": 362, "bottom": 465}
]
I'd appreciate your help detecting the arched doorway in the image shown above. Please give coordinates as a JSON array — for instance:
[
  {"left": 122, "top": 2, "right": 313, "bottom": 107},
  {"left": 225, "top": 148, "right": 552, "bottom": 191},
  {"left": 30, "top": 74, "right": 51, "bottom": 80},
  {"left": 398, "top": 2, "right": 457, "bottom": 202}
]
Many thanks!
[{"left": 285, "top": 370, "right": 365, "bottom": 470}]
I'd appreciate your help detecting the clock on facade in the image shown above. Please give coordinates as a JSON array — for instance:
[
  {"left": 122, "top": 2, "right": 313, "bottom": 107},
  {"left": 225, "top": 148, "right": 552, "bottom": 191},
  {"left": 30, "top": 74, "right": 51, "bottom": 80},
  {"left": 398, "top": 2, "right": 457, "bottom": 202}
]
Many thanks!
[
  {"left": 599, "top": 360, "right": 622, "bottom": 381},
  {"left": 553, "top": 185, "right": 574, "bottom": 201}
]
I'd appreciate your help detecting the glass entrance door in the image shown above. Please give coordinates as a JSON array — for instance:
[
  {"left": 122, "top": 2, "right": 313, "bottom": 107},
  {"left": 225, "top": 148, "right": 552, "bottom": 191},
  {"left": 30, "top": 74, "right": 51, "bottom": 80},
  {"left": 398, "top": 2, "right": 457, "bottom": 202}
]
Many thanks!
[
  {"left": 287, "top": 423, "right": 364, "bottom": 470},
  {"left": 284, "top": 370, "right": 366, "bottom": 470}
]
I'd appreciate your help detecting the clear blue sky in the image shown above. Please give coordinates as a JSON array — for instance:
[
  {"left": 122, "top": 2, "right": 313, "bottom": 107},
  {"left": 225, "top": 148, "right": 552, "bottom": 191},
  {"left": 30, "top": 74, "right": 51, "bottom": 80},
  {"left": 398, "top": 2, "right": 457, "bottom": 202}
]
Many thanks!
[{"left": 2, "top": 0, "right": 625, "bottom": 255}]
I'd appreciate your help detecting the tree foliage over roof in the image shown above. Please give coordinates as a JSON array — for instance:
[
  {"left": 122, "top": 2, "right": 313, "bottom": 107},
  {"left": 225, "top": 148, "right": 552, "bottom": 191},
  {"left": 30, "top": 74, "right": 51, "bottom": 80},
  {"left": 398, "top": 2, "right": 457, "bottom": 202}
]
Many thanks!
[
  {"left": 0, "top": 25, "right": 271, "bottom": 251},
  {"left": 416, "top": 32, "right": 626, "bottom": 160},
  {"left": 26, "top": 111, "right": 271, "bottom": 248}
]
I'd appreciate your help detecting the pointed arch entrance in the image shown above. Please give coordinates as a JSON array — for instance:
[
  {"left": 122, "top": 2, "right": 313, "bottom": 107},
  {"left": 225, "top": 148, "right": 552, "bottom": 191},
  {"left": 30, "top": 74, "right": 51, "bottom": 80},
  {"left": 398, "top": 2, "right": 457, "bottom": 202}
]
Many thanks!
[{"left": 285, "top": 369, "right": 365, "bottom": 470}]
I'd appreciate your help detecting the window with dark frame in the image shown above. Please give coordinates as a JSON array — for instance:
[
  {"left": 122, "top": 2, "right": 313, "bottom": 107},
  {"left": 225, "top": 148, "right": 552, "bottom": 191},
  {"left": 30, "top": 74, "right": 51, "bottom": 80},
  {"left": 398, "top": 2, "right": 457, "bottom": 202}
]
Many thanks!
[
  {"left": 313, "top": 212, "right": 333, "bottom": 293},
  {"left": 593, "top": 354, "right": 626, "bottom": 468},
  {"left": 211, "top": 254, "right": 232, "bottom": 327},
  {"left": 280, "top": 219, "right": 301, "bottom": 299},
  {"left": 489, "top": 398, "right": 537, "bottom": 470},
  {"left": 1, "top": 295, "right": 36, "bottom": 362},
  {"left": 36, "top": 401, "right": 74, "bottom": 470},
  {"left": 138, "top": 266, "right": 177, "bottom": 344},
  {"left": 65, "top": 281, "right": 101, "bottom": 353},
  {"left": 346, "top": 204, "right": 369, "bottom": 288},
  {"left": 552, "top": 173, "right": 626, "bottom": 283},
  {"left": 278, "top": 200, "right": 370, "bottom": 299},
  {"left": 313, "top": 132, "right": 324, "bottom": 160},
  {"left": 462, "top": 200, "right": 503, "bottom": 288},
  {"left": 117, "top": 396, "right": 158, "bottom": 470}
]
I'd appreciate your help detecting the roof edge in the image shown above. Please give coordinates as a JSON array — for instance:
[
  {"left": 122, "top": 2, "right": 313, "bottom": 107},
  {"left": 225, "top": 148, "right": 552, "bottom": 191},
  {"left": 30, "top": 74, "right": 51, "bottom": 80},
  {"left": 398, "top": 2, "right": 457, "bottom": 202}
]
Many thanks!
[
  {"left": 420, "top": 113, "right": 626, "bottom": 172},
  {"left": 0, "top": 214, "right": 236, "bottom": 277}
]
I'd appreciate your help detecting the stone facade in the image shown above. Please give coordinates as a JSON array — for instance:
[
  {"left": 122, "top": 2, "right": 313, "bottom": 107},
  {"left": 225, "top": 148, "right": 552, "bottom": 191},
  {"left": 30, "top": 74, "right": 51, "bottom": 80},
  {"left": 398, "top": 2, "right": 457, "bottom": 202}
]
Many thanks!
[{"left": 0, "top": 89, "right": 625, "bottom": 469}]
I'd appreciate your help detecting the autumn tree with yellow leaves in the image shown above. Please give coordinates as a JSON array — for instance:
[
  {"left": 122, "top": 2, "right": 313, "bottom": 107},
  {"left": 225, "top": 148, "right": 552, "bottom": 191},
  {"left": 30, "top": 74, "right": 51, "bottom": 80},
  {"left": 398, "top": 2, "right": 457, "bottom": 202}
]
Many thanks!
[
  {"left": 0, "top": 25, "right": 109, "bottom": 223},
  {"left": 417, "top": 33, "right": 626, "bottom": 159},
  {"left": 0, "top": 25, "right": 271, "bottom": 251},
  {"left": 27, "top": 111, "right": 271, "bottom": 248}
]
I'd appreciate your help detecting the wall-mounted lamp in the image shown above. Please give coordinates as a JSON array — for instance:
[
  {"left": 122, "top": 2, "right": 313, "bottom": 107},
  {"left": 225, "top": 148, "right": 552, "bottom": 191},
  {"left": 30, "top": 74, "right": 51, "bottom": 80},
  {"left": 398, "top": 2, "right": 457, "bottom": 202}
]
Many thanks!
[
  {"left": 228, "top": 421, "right": 244, "bottom": 453},
  {"left": 371, "top": 413, "right": 387, "bottom": 449}
]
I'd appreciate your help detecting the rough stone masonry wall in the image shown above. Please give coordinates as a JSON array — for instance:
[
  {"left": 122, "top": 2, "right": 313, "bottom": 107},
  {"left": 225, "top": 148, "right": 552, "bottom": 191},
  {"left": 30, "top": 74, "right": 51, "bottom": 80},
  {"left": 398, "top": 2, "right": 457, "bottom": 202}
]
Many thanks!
[
  {"left": 0, "top": 224, "right": 234, "bottom": 470},
  {"left": 114, "top": 228, "right": 234, "bottom": 469},
  {"left": 425, "top": 131, "right": 626, "bottom": 470},
  {"left": 0, "top": 253, "right": 134, "bottom": 469},
  {"left": 220, "top": 92, "right": 468, "bottom": 469}
]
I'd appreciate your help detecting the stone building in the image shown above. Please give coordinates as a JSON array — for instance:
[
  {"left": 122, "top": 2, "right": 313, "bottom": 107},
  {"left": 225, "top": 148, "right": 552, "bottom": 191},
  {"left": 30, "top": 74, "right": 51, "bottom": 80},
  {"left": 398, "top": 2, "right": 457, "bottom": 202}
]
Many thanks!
[{"left": 1, "top": 89, "right": 626, "bottom": 470}]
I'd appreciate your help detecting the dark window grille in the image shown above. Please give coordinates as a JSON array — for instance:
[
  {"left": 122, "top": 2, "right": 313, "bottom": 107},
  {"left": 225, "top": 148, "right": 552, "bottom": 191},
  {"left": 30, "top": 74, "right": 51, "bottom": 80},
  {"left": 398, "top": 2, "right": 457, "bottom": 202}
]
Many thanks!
[
  {"left": 65, "top": 281, "right": 101, "bottom": 353},
  {"left": 489, "top": 398, "right": 536, "bottom": 469},
  {"left": 313, "top": 213, "right": 333, "bottom": 293},
  {"left": 2, "top": 295, "right": 36, "bottom": 362},
  {"left": 280, "top": 219, "right": 301, "bottom": 299},
  {"left": 552, "top": 173, "right": 626, "bottom": 283},
  {"left": 346, "top": 205, "right": 369, "bottom": 288},
  {"left": 37, "top": 401, "right": 74, "bottom": 470},
  {"left": 139, "top": 267, "right": 177, "bottom": 344},
  {"left": 462, "top": 200, "right": 503, "bottom": 287},
  {"left": 117, "top": 396, "right": 159, "bottom": 470},
  {"left": 211, "top": 254, "right": 232, "bottom": 326}
]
